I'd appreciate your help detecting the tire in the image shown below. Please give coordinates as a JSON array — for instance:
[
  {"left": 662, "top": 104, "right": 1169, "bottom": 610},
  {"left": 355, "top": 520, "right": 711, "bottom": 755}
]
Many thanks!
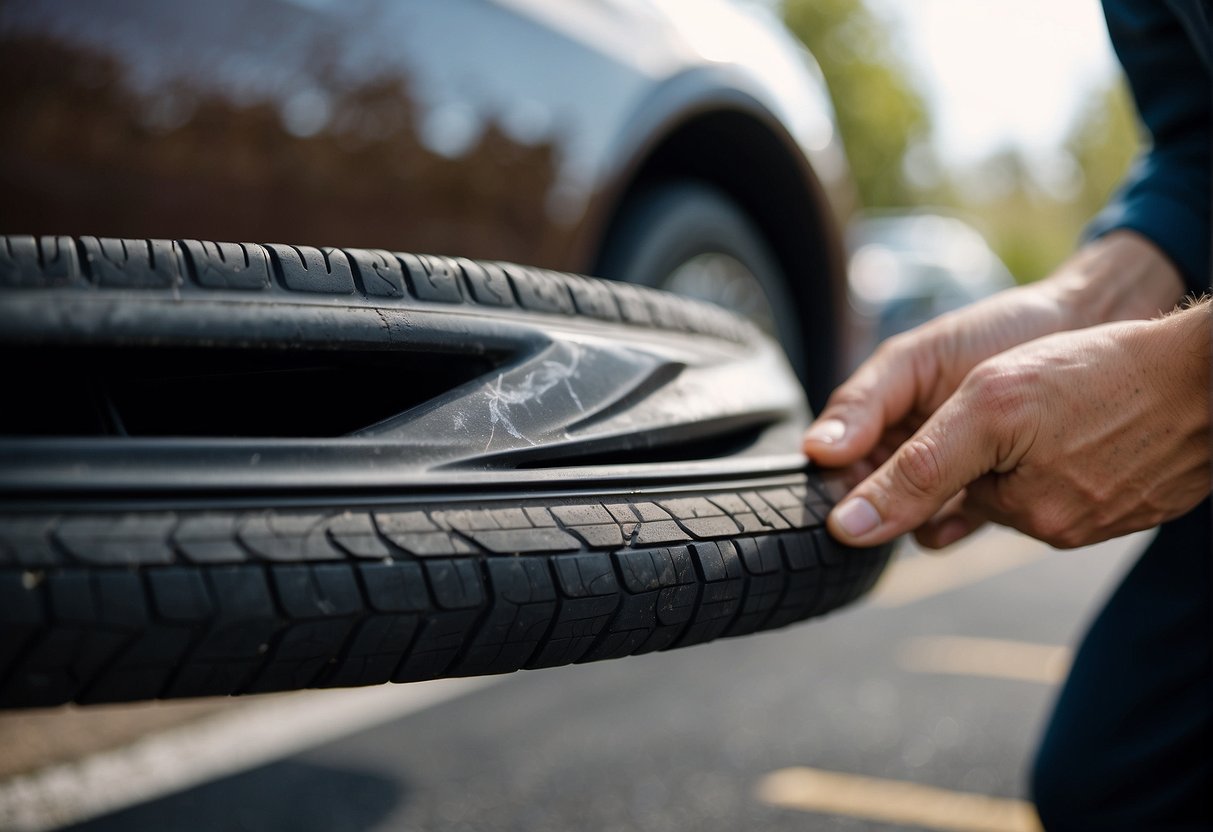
[
  {"left": 0, "top": 235, "right": 891, "bottom": 708},
  {"left": 595, "top": 180, "right": 808, "bottom": 383}
]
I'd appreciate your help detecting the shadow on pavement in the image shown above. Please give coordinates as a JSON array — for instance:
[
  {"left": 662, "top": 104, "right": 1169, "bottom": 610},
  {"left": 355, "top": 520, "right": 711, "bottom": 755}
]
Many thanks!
[{"left": 62, "top": 759, "right": 405, "bottom": 832}]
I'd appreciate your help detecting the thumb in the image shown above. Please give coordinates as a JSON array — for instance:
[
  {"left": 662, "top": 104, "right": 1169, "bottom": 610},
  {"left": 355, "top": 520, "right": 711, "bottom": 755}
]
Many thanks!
[{"left": 826, "top": 389, "right": 1003, "bottom": 546}]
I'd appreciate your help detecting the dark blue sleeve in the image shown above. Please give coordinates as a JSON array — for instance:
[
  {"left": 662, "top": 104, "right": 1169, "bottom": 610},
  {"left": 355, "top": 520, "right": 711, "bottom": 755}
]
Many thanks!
[{"left": 1089, "top": 0, "right": 1212, "bottom": 294}]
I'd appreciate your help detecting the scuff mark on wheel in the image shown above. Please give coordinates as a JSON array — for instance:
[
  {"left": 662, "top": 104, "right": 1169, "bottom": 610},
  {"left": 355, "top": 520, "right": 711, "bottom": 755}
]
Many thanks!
[{"left": 485, "top": 345, "right": 582, "bottom": 449}]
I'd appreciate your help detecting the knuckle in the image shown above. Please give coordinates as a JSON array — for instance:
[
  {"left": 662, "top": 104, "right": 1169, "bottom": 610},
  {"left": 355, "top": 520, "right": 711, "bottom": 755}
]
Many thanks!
[
  {"left": 967, "top": 362, "right": 1035, "bottom": 426},
  {"left": 1027, "top": 509, "right": 1078, "bottom": 549},
  {"left": 893, "top": 436, "right": 947, "bottom": 498}
]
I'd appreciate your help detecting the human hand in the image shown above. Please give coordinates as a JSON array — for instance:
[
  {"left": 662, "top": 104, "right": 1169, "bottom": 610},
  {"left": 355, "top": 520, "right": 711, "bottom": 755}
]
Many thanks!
[
  {"left": 816, "top": 301, "right": 1210, "bottom": 549},
  {"left": 804, "top": 231, "right": 1189, "bottom": 548}
]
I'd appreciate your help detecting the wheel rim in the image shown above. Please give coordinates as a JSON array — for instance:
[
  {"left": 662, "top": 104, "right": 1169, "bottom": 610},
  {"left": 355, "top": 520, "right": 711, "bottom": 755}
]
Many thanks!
[{"left": 660, "top": 253, "right": 778, "bottom": 339}]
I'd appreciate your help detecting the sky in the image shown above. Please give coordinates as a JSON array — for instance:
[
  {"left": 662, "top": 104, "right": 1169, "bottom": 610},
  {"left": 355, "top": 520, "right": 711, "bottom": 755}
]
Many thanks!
[{"left": 866, "top": 0, "right": 1121, "bottom": 165}]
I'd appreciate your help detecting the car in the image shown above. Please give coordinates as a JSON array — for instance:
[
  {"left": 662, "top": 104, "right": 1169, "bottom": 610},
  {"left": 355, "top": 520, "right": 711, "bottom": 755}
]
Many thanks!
[
  {"left": 0, "top": 0, "right": 891, "bottom": 709},
  {"left": 0, "top": 0, "right": 854, "bottom": 411},
  {"left": 845, "top": 210, "right": 1016, "bottom": 365}
]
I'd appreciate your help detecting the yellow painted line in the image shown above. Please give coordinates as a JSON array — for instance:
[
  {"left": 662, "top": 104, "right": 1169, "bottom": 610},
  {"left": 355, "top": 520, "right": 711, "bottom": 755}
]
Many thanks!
[
  {"left": 755, "top": 766, "right": 1042, "bottom": 832},
  {"left": 870, "top": 529, "right": 1048, "bottom": 607},
  {"left": 897, "top": 636, "right": 1071, "bottom": 685},
  {"left": 868, "top": 526, "right": 1155, "bottom": 608}
]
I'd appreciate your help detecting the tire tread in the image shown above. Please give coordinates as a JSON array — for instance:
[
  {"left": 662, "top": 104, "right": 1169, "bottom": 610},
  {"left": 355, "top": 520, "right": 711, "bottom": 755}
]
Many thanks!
[{"left": 0, "top": 480, "right": 889, "bottom": 707}]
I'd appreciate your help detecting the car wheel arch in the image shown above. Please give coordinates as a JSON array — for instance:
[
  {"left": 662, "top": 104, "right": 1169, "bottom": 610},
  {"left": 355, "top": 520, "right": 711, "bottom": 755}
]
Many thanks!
[{"left": 583, "top": 72, "right": 849, "bottom": 413}]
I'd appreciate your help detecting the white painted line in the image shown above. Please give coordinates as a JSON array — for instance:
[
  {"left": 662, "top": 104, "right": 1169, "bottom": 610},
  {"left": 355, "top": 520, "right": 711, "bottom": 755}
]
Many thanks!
[
  {"left": 897, "top": 636, "right": 1071, "bottom": 685},
  {"left": 0, "top": 676, "right": 504, "bottom": 832},
  {"left": 755, "top": 766, "right": 1042, "bottom": 832}
]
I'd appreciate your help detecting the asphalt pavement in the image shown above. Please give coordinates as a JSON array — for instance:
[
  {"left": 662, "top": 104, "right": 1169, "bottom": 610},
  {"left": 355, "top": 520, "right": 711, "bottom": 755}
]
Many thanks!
[{"left": 0, "top": 526, "right": 1149, "bottom": 832}]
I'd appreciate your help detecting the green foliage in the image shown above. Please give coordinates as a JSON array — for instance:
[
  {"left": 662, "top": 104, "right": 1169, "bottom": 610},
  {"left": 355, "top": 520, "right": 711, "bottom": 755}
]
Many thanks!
[
  {"left": 973, "top": 80, "right": 1140, "bottom": 284},
  {"left": 1066, "top": 80, "right": 1141, "bottom": 220},
  {"left": 783, "top": 0, "right": 930, "bottom": 209}
]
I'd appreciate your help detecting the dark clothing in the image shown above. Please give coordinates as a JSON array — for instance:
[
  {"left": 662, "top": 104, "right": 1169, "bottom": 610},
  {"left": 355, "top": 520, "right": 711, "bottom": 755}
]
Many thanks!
[
  {"left": 1086, "top": 0, "right": 1212, "bottom": 297},
  {"left": 1032, "top": 499, "right": 1212, "bottom": 829},
  {"left": 1032, "top": 1, "right": 1213, "bottom": 828}
]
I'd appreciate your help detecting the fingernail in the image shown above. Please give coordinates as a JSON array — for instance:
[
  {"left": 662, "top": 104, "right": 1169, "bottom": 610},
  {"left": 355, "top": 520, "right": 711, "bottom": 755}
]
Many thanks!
[
  {"left": 834, "top": 497, "right": 881, "bottom": 538},
  {"left": 805, "top": 418, "right": 846, "bottom": 445}
]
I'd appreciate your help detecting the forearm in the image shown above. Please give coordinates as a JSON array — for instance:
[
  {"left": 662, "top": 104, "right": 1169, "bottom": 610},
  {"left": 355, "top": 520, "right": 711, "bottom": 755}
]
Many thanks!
[{"left": 1037, "top": 230, "right": 1189, "bottom": 331}]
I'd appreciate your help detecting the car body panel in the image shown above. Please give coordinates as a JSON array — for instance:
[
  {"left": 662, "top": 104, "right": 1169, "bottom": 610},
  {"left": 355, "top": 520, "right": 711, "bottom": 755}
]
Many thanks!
[{"left": 0, "top": 0, "right": 852, "bottom": 406}]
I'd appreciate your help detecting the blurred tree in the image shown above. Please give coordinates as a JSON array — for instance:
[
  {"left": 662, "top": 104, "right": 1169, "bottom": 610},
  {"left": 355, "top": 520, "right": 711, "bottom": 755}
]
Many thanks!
[
  {"left": 977, "top": 79, "right": 1140, "bottom": 284},
  {"left": 1066, "top": 78, "right": 1140, "bottom": 221},
  {"left": 783, "top": 0, "right": 930, "bottom": 209}
]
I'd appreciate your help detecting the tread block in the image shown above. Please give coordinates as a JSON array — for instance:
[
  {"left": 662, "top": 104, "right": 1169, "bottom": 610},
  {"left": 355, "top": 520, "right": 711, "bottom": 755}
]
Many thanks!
[
  {"left": 457, "top": 258, "right": 514, "bottom": 307},
  {"left": 501, "top": 264, "right": 574, "bottom": 314},
  {"left": 3, "top": 573, "right": 148, "bottom": 706},
  {"left": 725, "top": 568, "right": 787, "bottom": 637},
  {"left": 566, "top": 524, "right": 623, "bottom": 549},
  {"left": 0, "top": 572, "right": 44, "bottom": 691},
  {"left": 811, "top": 528, "right": 845, "bottom": 567},
  {"left": 345, "top": 248, "right": 405, "bottom": 298},
  {"left": 467, "top": 528, "right": 579, "bottom": 554},
  {"left": 398, "top": 253, "right": 463, "bottom": 303},
  {"left": 676, "top": 542, "right": 744, "bottom": 647},
  {"left": 781, "top": 533, "right": 819, "bottom": 572},
  {"left": 358, "top": 562, "right": 430, "bottom": 613},
  {"left": 148, "top": 568, "right": 214, "bottom": 623},
  {"left": 321, "top": 614, "right": 419, "bottom": 687},
  {"left": 0, "top": 235, "right": 83, "bottom": 287},
  {"left": 455, "top": 558, "right": 555, "bottom": 675},
  {"left": 79, "top": 237, "right": 181, "bottom": 288},
  {"left": 527, "top": 593, "right": 618, "bottom": 668},
  {"left": 424, "top": 559, "right": 485, "bottom": 610},
  {"left": 734, "top": 537, "right": 781, "bottom": 575},
  {"left": 577, "top": 592, "right": 658, "bottom": 662},
  {"left": 394, "top": 609, "right": 479, "bottom": 682},
  {"left": 763, "top": 570, "right": 822, "bottom": 630},
  {"left": 551, "top": 504, "right": 613, "bottom": 526},
  {"left": 327, "top": 513, "right": 393, "bottom": 560},
  {"left": 246, "top": 619, "right": 353, "bottom": 694},
  {"left": 551, "top": 553, "right": 618, "bottom": 598},
  {"left": 563, "top": 273, "right": 620, "bottom": 321},
  {"left": 166, "top": 566, "right": 281, "bottom": 698},
  {"left": 271, "top": 563, "right": 363, "bottom": 619},
  {"left": 55, "top": 514, "right": 177, "bottom": 566},
  {"left": 633, "top": 520, "right": 690, "bottom": 546},
  {"left": 680, "top": 516, "right": 741, "bottom": 539},
  {"left": 174, "top": 515, "right": 248, "bottom": 563},
  {"left": 265, "top": 244, "right": 355, "bottom": 294},
  {"left": 608, "top": 281, "right": 654, "bottom": 325},
  {"left": 0, "top": 516, "right": 63, "bottom": 566},
  {"left": 741, "top": 492, "right": 791, "bottom": 530},
  {"left": 238, "top": 512, "right": 336, "bottom": 561},
  {"left": 180, "top": 240, "right": 272, "bottom": 290}
]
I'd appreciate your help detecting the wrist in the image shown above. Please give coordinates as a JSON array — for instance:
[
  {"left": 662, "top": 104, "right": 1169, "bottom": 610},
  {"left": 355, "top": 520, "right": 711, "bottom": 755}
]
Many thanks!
[
  {"left": 1037, "top": 230, "right": 1188, "bottom": 331},
  {"left": 1133, "top": 299, "right": 1211, "bottom": 437}
]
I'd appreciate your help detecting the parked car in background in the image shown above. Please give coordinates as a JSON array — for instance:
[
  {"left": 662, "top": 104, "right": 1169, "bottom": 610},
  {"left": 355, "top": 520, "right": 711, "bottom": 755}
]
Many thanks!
[
  {"left": 845, "top": 210, "right": 1016, "bottom": 367},
  {"left": 0, "top": 0, "right": 855, "bottom": 411}
]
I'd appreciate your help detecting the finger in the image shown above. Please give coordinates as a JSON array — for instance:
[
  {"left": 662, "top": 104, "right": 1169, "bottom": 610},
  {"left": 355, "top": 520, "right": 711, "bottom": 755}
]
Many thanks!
[
  {"left": 826, "top": 385, "right": 1008, "bottom": 546},
  {"left": 914, "top": 491, "right": 987, "bottom": 550},
  {"left": 802, "top": 337, "right": 933, "bottom": 467},
  {"left": 918, "top": 514, "right": 986, "bottom": 549}
]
